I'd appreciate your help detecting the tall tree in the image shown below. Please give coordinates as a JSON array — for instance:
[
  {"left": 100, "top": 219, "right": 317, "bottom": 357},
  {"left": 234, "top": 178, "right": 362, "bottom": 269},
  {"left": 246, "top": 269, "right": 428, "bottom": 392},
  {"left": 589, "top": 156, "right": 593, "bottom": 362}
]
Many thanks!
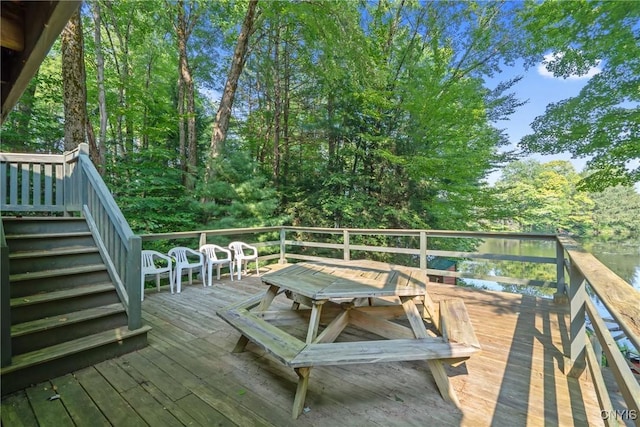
[
  {"left": 518, "top": 1, "right": 640, "bottom": 190},
  {"left": 207, "top": 0, "right": 259, "bottom": 162},
  {"left": 61, "top": 9, "right": 88, "bottom": 151},
  {"left": 172, "top": 0, "right": 199, "bottom": 189},
  {"left": 90, "top": 1, "right": 108, "bottom": 173}
]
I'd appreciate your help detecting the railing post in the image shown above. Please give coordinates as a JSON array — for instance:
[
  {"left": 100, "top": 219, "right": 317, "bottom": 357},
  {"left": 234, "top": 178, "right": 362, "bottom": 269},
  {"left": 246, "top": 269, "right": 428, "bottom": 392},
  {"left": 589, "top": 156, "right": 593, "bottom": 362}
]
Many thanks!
[
  {"left": 420, "top": 231, "right": 427, "bottom": 273},
  {"left": 127, "top": 236, "right": 142, "bottom": 330},
  {"left": 566, "top": 261, "right": 587, "bottom": 377},
  {"left": 78, "top": 144, "right": 89, "bottom": 210},
  {"left": 343, "top": 230, "right": 350, "bottom": 261},
  {"left": 554, "top": 239, "right": 567, "bottom": 304},
  {"left": 63, "top": 149, "right": 72, "bottom": 215},
  {"left": 199, "top": 232, "right": 207, "bottom": 248},
  {"left": 280, "top": 228, "right": 286, "bottom": 264}
]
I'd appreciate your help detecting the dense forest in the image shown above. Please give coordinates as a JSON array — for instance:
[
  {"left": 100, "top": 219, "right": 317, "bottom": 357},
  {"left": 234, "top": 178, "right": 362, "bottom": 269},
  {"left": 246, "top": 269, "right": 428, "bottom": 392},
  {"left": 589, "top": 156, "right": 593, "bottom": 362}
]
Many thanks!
[{"left": 1, "top": 1, "right": 639, "bottom": 239}]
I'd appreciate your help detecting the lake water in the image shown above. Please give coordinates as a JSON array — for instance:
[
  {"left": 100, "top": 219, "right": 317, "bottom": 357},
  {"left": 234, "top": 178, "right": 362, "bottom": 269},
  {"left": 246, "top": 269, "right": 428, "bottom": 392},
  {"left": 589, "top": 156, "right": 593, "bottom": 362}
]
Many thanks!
[
  {"left": 459, "top": 238, "right": 640, "bottom": 353},
  {"left": 461, "top": 238, "right": 640, "bottom": 291},
  {"left": 580, "top": 239, "right": 640, "bottom": 290}
]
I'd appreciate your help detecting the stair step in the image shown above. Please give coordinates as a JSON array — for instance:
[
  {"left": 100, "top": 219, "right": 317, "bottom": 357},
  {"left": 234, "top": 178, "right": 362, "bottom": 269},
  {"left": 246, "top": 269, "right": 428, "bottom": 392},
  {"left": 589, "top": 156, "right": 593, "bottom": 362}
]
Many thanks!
[
  {"left": 10, "top": 264, "right": 107, "bottom": 282},
  {"left": 5, "top": 231, "right": 92, "bottom": 240},
  {"left": 10, "top": 282, "right": 115, "bottom": 308},
  {"left": 1, "top": 217, "right": 89, "bottom": 235},
  {"left": 1, "top": 325, "right": 152, "bottom": 376},
  {"left": 9, "top": 246, "right": 98, "bottom": 260},
  {"left": 11, "top": 303, "right": 125, "bottom": 338}
]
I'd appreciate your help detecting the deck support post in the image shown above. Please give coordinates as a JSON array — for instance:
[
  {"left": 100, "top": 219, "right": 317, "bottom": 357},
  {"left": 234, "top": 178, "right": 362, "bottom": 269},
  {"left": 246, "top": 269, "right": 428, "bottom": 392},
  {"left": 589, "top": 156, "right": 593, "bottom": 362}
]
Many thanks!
[{"left": 565, "top": 261, "right": 586, "bottom": 377}]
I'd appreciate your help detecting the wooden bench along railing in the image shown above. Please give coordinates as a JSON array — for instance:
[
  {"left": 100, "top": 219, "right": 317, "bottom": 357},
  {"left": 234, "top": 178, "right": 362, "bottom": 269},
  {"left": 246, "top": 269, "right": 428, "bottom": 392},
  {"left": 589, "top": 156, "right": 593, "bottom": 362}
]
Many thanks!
[
  {"left": 0, "top": 144, "right": 142, "bottom": 329},
  {"left": 141, "top": 226, "right": 640, "bottom": 419}
]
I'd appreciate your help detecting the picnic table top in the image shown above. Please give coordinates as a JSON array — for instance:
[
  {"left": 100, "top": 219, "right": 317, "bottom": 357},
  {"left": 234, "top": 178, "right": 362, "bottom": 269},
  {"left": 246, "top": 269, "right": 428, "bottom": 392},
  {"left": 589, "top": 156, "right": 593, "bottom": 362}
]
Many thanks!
[{"left": 260, "top": 260, "right": 428, "bottom": 300}]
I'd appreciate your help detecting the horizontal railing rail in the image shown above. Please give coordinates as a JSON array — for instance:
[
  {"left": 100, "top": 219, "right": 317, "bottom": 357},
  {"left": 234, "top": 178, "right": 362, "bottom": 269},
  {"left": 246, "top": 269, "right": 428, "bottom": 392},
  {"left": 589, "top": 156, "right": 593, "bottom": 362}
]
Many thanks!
[{"left": 141, "top": 225, "right": 640, "bottom": 418}]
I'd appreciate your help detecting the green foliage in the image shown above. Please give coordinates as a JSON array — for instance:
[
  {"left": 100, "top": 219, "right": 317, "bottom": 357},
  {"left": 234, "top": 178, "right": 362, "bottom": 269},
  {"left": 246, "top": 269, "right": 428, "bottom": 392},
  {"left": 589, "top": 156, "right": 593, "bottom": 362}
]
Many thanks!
[
  {"left": 1, "top": 45, "right": 64, "bottom": 152},
  {"left": 495, "top": 159, "right": 640, "bottom": 239},
  {"left": 12, "top": 0, "right": 640, "bottom": 247},
  {"left": 108, "top": 147, "right": 202, "bottom": 234},
  {"left": 589, "top": 185, "right": 640, "bottom": 240},
  {"left": 518, "top": 1, "right": 640, "bottom": 190},
  {"left": 495, "top": 160, "right": 595, "bottom": 234},
  {"left": 198, "top": 150, "right": 290, "bottom": 230}
]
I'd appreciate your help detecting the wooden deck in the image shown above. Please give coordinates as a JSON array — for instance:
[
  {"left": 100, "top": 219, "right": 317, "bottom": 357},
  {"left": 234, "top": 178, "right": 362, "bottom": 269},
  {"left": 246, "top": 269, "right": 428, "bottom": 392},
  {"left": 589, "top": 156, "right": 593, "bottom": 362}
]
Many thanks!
[{"left": 2, "top": 263, "right": 608, "bottom": 426}]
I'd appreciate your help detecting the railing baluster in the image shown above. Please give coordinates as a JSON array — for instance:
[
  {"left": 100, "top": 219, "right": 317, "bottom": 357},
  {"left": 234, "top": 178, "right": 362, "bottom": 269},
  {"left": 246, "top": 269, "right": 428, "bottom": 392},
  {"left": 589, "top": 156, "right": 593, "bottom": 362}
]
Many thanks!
[
  {"left": 20, "top": 163, "right": 29, "bottom": 206},
  {"left": 33, "top": 164, "right": 41, "bottom": 207},
  {"left": 280, "top": 228, "right": 286, "bottom": 264},
  {"left": 567, "top": 261, "right": 587, "bottom": 376},
  {"left": 9, "top": 164, "right": 18, "bottom": 206},
  {"left": 55, "top": 163, "right": 64, "bottom": 210},
  {"left": 343, "top": 230, "right": 350, "bottom": 261},
  {"left": 420, "top": 231, "right": 427, "bottom": 273},
  {"left": 44, "top": 163, "right": 53, "bottom": 206},
  {"left": 0, "top": 163, "right": 6, "bottom": 206}
]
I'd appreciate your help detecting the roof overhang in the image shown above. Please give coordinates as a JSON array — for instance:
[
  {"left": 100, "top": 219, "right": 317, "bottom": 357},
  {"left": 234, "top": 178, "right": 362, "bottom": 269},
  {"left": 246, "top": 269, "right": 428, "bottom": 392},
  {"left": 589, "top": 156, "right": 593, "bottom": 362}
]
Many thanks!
[{"left": 1, "top": 1, "right": 80, "bottom": 124}]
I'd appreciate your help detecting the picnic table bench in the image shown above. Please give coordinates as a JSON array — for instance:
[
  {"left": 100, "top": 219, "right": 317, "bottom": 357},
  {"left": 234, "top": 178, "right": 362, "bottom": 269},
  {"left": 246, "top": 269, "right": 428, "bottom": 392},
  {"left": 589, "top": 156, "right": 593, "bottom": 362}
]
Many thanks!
[{"left": 217, "top": 260, "right": 481, "bottom": 418}]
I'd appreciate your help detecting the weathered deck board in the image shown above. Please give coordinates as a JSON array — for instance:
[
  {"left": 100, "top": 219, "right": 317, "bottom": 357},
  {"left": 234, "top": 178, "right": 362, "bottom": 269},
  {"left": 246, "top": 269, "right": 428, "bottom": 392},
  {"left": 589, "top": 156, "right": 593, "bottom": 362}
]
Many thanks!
[{"left": 1, "top": 264, "right": 608, "bottom": 426}]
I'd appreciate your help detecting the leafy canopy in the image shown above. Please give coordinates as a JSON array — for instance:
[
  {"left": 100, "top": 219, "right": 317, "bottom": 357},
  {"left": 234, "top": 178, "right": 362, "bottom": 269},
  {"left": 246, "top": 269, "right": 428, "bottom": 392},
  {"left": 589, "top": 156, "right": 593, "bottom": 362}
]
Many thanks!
[{"left": 518, "top": 1, "right": 640, "bottom": 191}]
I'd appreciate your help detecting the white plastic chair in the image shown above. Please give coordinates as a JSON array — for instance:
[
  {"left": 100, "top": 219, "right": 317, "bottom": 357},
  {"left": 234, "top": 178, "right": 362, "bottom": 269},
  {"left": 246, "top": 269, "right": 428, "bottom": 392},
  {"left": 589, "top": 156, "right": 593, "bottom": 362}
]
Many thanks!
[
  {"left": 228, "top": 241, "right": 259, "bottom": 280},
  {"left": 168, "top": 246, "right": 205, "bottom": 293},
  {"left": 200, "top": 244, "right": 234, "bottom": 286},
  {"left": 141, "top": 250, "right": 173, "bottom": 300}
]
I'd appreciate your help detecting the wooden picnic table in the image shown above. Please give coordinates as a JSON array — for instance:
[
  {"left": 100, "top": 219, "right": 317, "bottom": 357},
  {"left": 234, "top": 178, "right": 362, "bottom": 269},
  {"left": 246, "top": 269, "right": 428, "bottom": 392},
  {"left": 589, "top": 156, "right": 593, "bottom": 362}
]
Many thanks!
[{"left": 217, "top": 260, "right": 481, "bottom": 418}]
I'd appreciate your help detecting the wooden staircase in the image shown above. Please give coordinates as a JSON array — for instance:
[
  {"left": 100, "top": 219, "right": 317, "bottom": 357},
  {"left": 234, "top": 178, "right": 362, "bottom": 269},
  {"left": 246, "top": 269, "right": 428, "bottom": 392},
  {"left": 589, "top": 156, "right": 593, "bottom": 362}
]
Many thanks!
[{"left": 0, "top": 217, "right": 150, "bottom": 396}]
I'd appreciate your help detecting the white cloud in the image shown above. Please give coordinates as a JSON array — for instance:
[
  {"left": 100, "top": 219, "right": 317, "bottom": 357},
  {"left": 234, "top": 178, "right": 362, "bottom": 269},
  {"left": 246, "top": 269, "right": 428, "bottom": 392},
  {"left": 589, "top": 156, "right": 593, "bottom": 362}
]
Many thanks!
[{"left": 537, "top": 52, "right": 602, "bottom": 80}]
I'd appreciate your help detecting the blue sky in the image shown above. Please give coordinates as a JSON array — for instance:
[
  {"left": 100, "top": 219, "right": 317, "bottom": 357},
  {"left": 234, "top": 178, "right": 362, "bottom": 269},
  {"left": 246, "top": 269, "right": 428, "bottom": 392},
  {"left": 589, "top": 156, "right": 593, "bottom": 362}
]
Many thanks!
[{"left": 486, "top": 58, "right": 600, "bottom": 185}]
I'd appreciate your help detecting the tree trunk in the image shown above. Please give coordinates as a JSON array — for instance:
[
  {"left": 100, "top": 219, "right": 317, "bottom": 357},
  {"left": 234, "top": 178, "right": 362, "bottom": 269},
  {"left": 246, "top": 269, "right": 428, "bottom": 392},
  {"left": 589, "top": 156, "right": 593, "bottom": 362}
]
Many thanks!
[
  {"left": 207, "top": 0, "right": 259, "bottom": 169},
  {"left": 91, "top": 2, "right": 107, "bottom": 173},
  {"left": 177, "top": 75, "right": 186, "bottom": 176},
  {"left": 61, "top": 9, "right": 88, "bottom": 152},
  {"left": 143, "top": 57, "right": 153, "bottom": 150},
  {"left": 175, "top": 0, "right": 198, "bottom": 190},
  {"left": 272, "top": 22, "right": 281, "bottom": 185},
  {"left": 282, "top": 35, "right": 291, "bottom": 190},
  {"left": 103, "top": 3, "right": 132, "bottom": 156}
]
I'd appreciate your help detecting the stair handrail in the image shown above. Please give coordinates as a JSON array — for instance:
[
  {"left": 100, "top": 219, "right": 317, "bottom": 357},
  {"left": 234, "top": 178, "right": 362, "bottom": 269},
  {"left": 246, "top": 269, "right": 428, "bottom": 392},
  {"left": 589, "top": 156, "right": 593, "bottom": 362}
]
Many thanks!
[
  {"left": 72, "top": 144, "right": 142, "bottom": 329},
  {"left": 0, "top": 219, "right": 11, "bottom": 367}
]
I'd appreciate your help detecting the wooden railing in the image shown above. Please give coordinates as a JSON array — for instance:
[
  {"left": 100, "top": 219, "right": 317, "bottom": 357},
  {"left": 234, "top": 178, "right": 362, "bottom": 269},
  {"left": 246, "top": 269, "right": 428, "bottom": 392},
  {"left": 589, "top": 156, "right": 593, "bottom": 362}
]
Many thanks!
[
  {"left": 0, "top": 144, "right": 142, "bottom": 329},
  {"left": 141, "top": 226, "right": 640, "bottom": 419},
  {"left": 3, "top": 145, "right": 637, "bottom": 417}
]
